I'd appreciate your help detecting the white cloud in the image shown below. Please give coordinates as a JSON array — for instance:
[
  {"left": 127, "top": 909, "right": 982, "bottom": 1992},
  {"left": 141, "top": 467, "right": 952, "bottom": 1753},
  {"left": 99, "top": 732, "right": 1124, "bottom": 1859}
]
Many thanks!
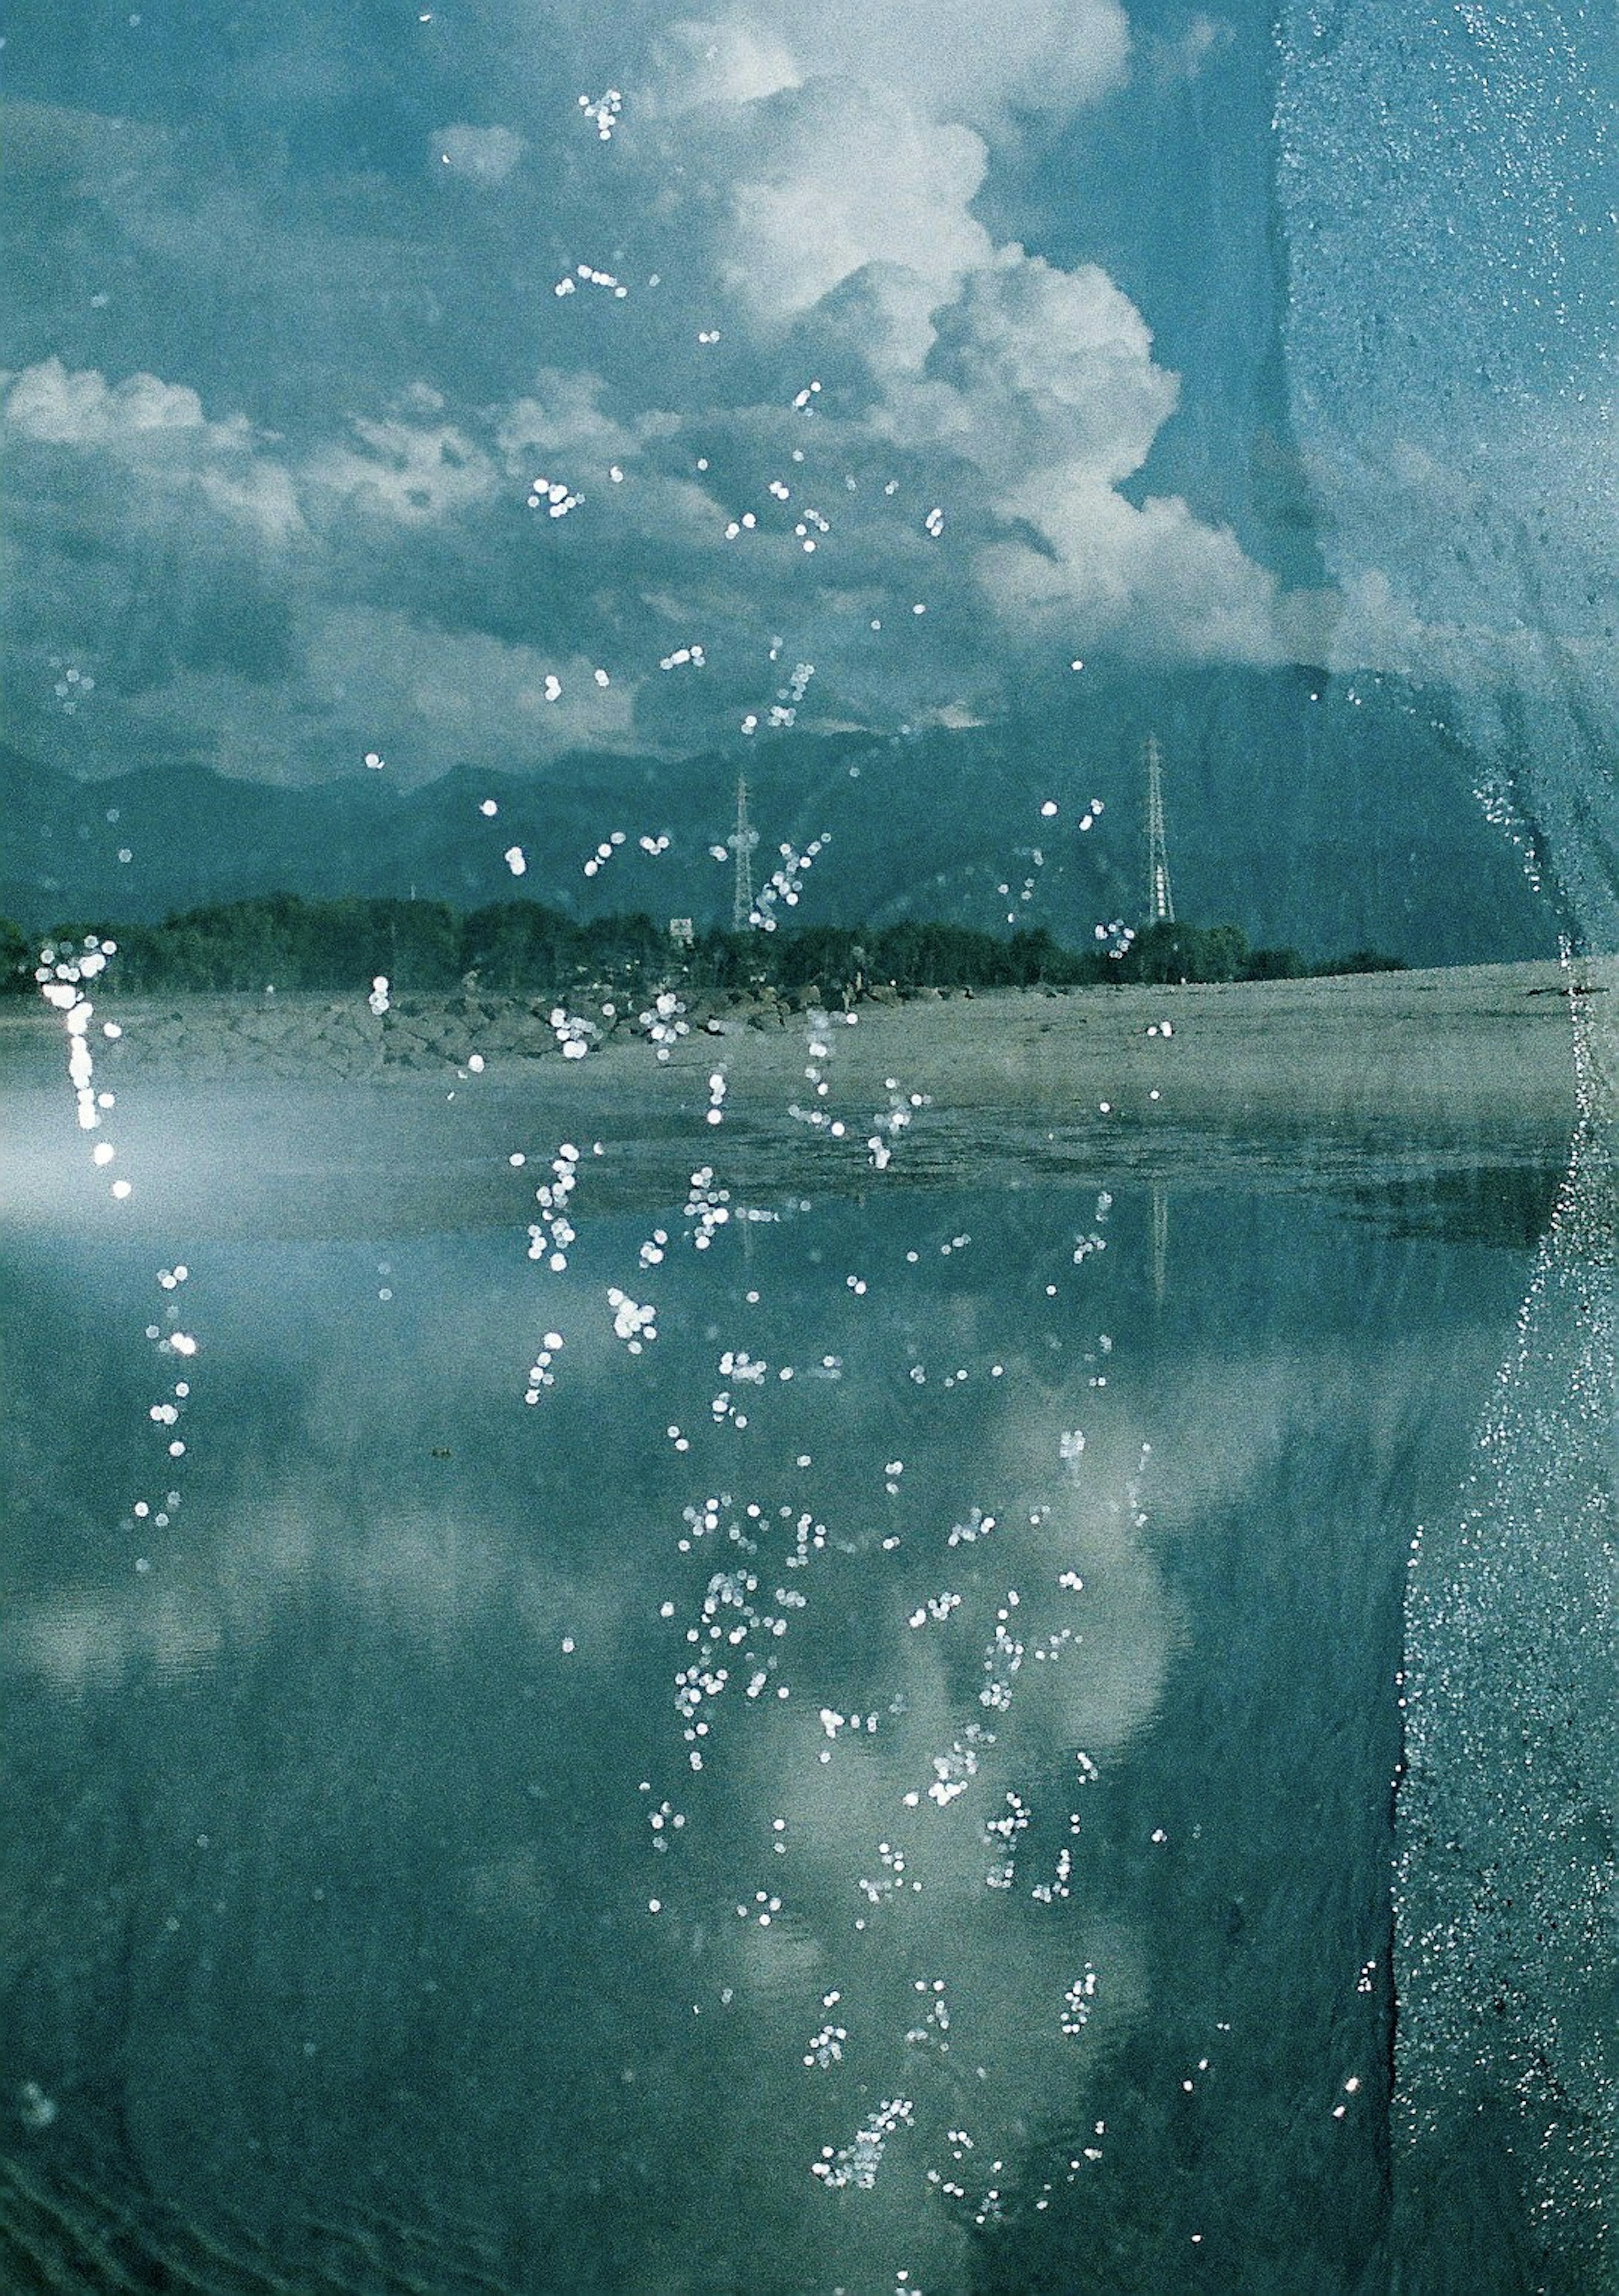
[
  {"left": 864, "top": 254, "right": 1285, "bottom": 661},
  {"left": 306, "top": 416, "right": 499, "bottom": 525},
  {"left": 0, "top": 13, "right": 1323, "bottom": 770},
  {"left": 881, "top": 254, "right": 1178, "bottom": 483},
  {"left": 2, "top": 360, "right": 513, "bottom": 558},
  {"left": 723, "top": 81, "right": 994, "bottom": 319},
  {"left": 631, "top": 27, "right": 1288, "bottom": 665},
  {"left": 648, "top": 18, "right": 802, "bottom": 109},
  {"left": 1309, "top": 566, "right": 1573, "bottom": 689},
  {"left": 1147, "top": 13, "right": 1231, "bottom": 85},
  {"left": 5, "top": 362, "right": 505, "bottom": 539},
  {"left": 1287, "top": 414, "right": 1618, "bottom": 685},
  {"left": 116, "top": 607, "right": 640, "bottom": 786},
  {"left": 979, "top": 476, "right": 1284, "bottom": 662},
  {"left": 791, "top": 0, "right": 1130, "bottom": 124},
  {"left": 495, "top": 368, "right": 677, "bottom": 476},
  {"left": 194, "top": 459, "right": 305, "bottom": 541},
  {"left": 644, "top": 1, "right": 1129, "bottom": 130},
  {"left": 302, "top": 607, "right": 637, "bottom": 768},
  {"left": 1316, "top": 568, "right": 1439, "bottom": 676},
  {"left": 431, "top": 123, "right": 525, "bottom": 182},
  {"left": 0, "top": 356, "right": 304, "bottom": 542},
  {"left": 3, "top": 356, "right": 234, "bottom": 447}
]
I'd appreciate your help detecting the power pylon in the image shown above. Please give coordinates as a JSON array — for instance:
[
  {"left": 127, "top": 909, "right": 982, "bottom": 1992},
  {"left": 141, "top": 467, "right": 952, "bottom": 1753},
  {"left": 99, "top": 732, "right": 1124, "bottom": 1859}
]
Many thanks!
[
  {"left": 1144, "top": 735, "right": 1175, "bottom": 926},
  {"left": 729, "top": 773, "right": 759, "bottom": 929}
]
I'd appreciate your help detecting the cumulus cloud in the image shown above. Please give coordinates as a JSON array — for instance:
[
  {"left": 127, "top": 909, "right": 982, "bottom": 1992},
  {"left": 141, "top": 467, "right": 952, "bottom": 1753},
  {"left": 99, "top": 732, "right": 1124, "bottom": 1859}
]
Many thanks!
[
  {"left": 647, "top": 18, "right": 802, "bottom": 110},
  {"left": 1305, "top": 564, "right": 1587, "bottom": 691},
  {"left": 1285, "top": 412, "right": 1618, "bottom": 686},
  {"left": 0, "top": 0, "right": 1331, "bottom": 784},
  {"left": 864, "top": 254, "right": 1285, "bottom": 660},
  {"left": 494, "top": 368, "right": 676, "bottom": 477},
  {"left": 881, "top": 255, "right": 1179, "bottom": 483},
  {"left": 723, "top": 81, "right": 994, "bottom": 320},
  {"left": 780, "top": 0, "right": 1131, "bottom": 124},
  {"left": 1, "top": 356, "right": 304, "bottom": 542},
  {"left": 430, "top": 123, "right": 525, "bottom": 182},
  {"left": 661, "top": 46, "right": 1292, "bottom": 664},
  {"left": 639, "top": 1, "right": 1128, "bottom": 131},
  {"left": 300, "top": 606, "right": 637, "bottom": 769},
  {"left": 1147, "top": 12, "right": 1232, "bottom": 85},
  {"left": 305, "top": 416, "right": 500, "bottom": 525},
  {"left": 4, "top": 356, "right": 239, "bottom": 449},
  {"left": 114, "top": 607, "right": 639, "bottom": 786},
  {"left": 3, "top": 361, "right": 510, "bottom": 552},
  {"left": 980, "top": 480, "right": 1283, "bottom": 662}
]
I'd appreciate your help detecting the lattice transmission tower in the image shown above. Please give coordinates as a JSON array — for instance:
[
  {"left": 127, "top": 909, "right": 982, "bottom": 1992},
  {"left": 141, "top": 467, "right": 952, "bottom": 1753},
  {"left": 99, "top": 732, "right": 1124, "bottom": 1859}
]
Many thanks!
[
  {"left": 729, "top": 773, "right": 759, "bottom": 929},
  {"left": 1144, "top": 734, "right": 1175, "bottom": 926}
]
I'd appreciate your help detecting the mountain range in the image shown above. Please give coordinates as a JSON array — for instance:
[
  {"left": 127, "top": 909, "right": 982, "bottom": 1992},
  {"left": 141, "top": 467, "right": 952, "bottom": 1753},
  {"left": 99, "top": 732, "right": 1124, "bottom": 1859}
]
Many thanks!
[{"left": 1, "top": 663, "right": 1557, "bottom": 969}]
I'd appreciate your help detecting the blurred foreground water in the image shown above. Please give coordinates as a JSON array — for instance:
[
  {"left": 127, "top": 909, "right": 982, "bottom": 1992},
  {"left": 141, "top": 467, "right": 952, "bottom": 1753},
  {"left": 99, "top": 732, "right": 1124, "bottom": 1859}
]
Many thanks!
[{"left": 0, "top": 1072, "right": 1600, "bottom": 2293}]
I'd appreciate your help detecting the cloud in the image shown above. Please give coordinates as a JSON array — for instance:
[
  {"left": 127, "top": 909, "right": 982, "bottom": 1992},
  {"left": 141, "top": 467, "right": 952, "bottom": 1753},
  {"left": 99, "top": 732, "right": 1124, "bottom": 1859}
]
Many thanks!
[
  {"left": 110, "top": 606, "right": 639, "bottom": 786},
  {"left": 1, "top": 357, "right": 305, "bottom": 544},
  {"left": 0, "top": 4, "right": 1331, "bottom": 786},
  {"left": 4, "top": 361, "right": 507, "bottom": 548},
  {"left": 1147, "top": 13, "right": 1232, "bottom": 85},
  {"left": 1287, "top": 413, "right": 1619, "bottom": 688},
  {"left": 430, "top": 123, "right": 525, "bottom": 183},
  {"left": 306, "top": 416, "right": 500, "bottom": 525},
  {"left": 723, "top": 81, "right": 994, "bottom": 320},
  {"left": 866, "top": 253, "right": 1286, "bottom": 659},
  {"left": 788, "top": 0, "right": 1131, "bottom": 124},
  {"left": 4, "top": 356, "right": 239, "bottom": 449},
  {"left": 655, "top": 53, "right": 1290, "bottom": 666},
  {"left": 881, "top": 254, "right": 1179, "bottom": 482},
  {"left": 980, "top": 478, "right": 1285, "bottom": 662},
  {"left": 5, "top": 360, "right": 511, "bottom": 539},
  {"left": 641, "top": 2, "right": 1129, "bottom": 131},
  {"left": 301, "top": 606, "right": 638, "bottom": 771},
  {"left": 647, "top": 18, "right": 803, "bottom": 110},
  {"left": 494, "top": 368, "right": 677, "bottom": 478}
]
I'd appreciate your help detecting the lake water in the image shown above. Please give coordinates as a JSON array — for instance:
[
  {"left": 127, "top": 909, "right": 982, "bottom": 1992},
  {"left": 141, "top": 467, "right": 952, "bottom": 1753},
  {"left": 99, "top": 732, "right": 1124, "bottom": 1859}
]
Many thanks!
[{"left": 0, "top": 1085, "right": 1597, "bottom": 2293}]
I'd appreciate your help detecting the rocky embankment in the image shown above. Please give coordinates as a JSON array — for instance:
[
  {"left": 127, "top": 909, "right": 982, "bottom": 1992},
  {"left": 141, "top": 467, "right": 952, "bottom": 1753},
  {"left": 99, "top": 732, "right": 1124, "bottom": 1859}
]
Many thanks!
[{"left": 2, "top": 982, "right": 836, "bottom": 1082}]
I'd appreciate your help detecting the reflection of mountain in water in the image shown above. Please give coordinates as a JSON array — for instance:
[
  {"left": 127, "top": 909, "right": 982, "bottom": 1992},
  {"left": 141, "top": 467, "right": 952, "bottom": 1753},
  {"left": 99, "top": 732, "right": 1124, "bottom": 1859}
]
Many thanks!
[{"left": 1344, "top": 1164, "right": 1565, "bottom": 1253}]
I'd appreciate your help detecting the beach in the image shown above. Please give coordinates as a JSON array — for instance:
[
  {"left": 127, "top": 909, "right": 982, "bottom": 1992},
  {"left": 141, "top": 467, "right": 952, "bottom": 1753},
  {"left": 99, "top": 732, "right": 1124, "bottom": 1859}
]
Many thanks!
[{"left": 2, "top": 958, "right": 1602, "bottom": 1237}]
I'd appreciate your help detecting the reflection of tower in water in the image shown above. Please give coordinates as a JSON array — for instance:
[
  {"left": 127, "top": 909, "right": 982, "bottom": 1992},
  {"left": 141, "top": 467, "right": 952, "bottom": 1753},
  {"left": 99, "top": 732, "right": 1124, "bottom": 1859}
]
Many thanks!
[
  {"left": 1151, "top": 1182, "right": 1170, "bottom": 1304},
  {"left": 1144, "top": 740, "right": 1172, "bottom": 1303}
]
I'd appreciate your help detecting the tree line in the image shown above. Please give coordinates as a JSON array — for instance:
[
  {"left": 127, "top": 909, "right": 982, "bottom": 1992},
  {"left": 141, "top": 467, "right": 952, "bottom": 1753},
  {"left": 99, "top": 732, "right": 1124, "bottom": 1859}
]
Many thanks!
[{"left": 1, "top": 895, "right": 1406, "bottom": 1002}]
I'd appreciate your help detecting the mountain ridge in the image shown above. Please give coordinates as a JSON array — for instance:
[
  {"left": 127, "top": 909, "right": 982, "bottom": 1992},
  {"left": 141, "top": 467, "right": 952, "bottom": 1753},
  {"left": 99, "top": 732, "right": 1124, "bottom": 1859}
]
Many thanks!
[{"left": 1, "top": 663, "right": 1558, "bottom": 969}]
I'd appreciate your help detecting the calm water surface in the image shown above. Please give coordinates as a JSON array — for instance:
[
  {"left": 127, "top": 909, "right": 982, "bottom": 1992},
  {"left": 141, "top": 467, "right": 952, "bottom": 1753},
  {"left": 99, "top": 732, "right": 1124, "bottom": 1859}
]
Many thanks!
[{"left": 0, "top": 1131, "right": 1560, "bottom": 2293}]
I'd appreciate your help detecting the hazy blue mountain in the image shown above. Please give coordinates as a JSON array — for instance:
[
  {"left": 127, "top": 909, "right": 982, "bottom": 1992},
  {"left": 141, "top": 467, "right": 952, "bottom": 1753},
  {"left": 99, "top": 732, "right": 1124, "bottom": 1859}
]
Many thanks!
[{"left": 2, "top": 664, "right": 1557, "bottom": 969}]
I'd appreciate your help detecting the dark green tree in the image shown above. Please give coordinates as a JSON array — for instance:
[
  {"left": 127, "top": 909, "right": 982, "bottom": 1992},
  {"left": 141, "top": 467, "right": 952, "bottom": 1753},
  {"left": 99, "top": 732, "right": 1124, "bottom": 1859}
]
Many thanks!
[{"left": 0, "top": 915, "right": 33, "bottom": 994}]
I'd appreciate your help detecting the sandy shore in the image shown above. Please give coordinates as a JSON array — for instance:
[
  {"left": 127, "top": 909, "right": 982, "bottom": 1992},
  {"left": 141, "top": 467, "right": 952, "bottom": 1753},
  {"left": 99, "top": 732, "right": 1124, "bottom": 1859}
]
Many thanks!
[
  {"left": 2, "top": 960, "right": 1605, "bottom": 1235},
  {"left": 1, "top": 956, "right": 1600, "bottom": 1128}
]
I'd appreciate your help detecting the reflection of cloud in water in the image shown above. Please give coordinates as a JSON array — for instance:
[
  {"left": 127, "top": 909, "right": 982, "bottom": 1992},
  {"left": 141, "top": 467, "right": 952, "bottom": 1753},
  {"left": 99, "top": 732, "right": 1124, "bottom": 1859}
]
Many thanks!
[
  {"left": 1144, "top": 1331, "right": 1486, "bottom": 1530},
  {"left": 3, "top": 1200, "right": 1178, "bottom": 2294},
  {"left": 0, "top": 1167, "right": 1536, "bottom": 2293},
  {"left": 10, "top": 1591, "right": 224, "bottom": 1693},
  {"left": 634, "top": 1399, "right": 1172, "bottom": 2296},
  {"left": 3, "top": 1484, "right": 621, "bottom": 1693}
]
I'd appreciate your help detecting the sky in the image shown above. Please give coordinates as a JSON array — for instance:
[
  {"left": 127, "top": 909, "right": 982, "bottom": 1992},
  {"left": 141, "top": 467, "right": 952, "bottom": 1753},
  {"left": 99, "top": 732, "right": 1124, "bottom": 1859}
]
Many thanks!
[{"left": 0, "top": 0, "right": 1611, "bottom": 877}]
